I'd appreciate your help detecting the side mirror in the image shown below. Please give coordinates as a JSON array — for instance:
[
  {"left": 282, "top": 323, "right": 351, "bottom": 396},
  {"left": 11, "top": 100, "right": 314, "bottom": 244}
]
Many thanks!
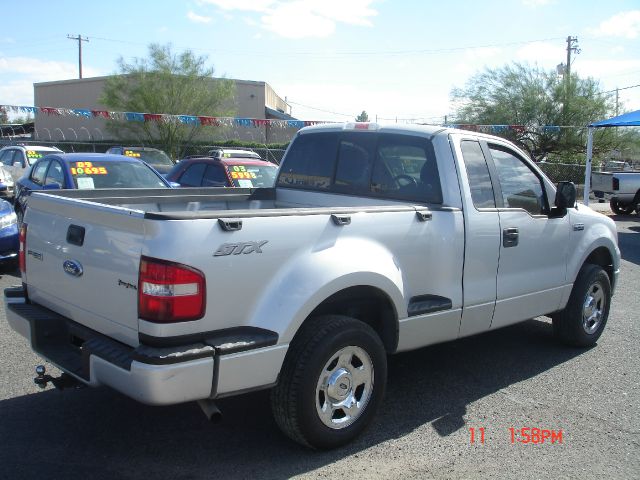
[
  {"left": 555, "top": 181, "right": 577, "bottom": 209},
  {"left": 550, "top": 181, "right": 576, "bottom": 217}
]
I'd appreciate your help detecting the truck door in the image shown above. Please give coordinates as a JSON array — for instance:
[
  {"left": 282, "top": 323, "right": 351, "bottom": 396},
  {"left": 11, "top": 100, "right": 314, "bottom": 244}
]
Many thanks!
[
  {"left": 456, "top": 139, "right": 501, "bottom": 337},
  {"left": 485, "top": 142, "right": 571, "bottom": 328}
]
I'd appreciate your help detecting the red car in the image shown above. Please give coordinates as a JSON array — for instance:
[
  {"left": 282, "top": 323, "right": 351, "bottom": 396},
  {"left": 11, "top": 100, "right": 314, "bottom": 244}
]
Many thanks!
[{"left": 166, "top": 156, "right": 278, "bottom": 188}]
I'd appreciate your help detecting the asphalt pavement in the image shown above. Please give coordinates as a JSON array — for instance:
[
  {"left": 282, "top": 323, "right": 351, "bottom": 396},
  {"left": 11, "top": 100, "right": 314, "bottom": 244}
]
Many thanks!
[{"left": 0, "top": 207, "right": 638, "bottom": 479}]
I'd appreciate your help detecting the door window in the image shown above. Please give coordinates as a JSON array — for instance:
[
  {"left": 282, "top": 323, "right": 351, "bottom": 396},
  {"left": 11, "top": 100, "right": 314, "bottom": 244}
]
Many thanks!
[
  {"left": 490, "top": 145, "right": 546, "bottom": 215},
  {"left": 460, "top": 141, "right": 496, "bottom": 208},
  {"left": 0, "top": 149, "right": 14, "bottom": 166},
  {"left": 202, "top": 165, "right": 227, "bottom": 187},
  {"left": 178, "top": 163, "right": 207, "bottom": 187},
  {"left": 44, "top": 161, "right": 64, "bottom": 186},
  {"left": 30, "top": 160, "right": 51, "bottom": 186}
]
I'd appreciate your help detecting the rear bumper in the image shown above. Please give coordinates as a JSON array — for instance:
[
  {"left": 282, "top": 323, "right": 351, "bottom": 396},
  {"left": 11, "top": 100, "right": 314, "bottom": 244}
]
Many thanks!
[{"left": 4, "top": 287, "right": 286, "bottom": 405}]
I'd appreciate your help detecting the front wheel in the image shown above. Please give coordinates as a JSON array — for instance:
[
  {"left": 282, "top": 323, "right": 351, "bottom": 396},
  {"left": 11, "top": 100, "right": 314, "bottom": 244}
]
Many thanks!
[
  {"left": 553, "top": 264, "right": 611, "bottom": 347},
  {"left": 271, "top": 315, "right": 387, "bottom": 449}
]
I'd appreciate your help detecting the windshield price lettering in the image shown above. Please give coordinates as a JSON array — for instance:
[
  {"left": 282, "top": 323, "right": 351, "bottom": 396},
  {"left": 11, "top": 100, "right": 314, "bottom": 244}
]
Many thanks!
[{"left": 71, "top": 162, "right": 108, "bottom": 175}]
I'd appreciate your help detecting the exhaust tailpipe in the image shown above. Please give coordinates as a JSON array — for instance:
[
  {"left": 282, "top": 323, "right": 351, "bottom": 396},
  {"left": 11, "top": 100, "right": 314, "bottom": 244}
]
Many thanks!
[{"left": 197, "top": 399, "right": 222, "bottom": 423}]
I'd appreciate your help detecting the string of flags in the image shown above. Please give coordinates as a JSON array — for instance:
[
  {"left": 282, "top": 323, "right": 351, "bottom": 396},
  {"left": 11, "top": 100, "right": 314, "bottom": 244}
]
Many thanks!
[
  {"left": 0, "top": 104, "right": 327, "bottom": 129},
  {"left": 1, "top": 104, "right": 576, "bottom": 133}
]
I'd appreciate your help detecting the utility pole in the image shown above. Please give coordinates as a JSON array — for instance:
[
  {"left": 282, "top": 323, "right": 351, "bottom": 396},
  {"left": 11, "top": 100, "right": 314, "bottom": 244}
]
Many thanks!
[
  {"left": 563, "top": 36, "right": 580, "bottom": 122},
  {"left": 615, "top": 87, "right": 619, "bottom": 116},
  {"left": 67, "top": 34, "right": 89, "bottom": 79}
]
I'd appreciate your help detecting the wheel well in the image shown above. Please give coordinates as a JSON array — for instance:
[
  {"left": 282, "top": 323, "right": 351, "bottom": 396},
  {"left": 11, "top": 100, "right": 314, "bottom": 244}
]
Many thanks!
[
  {"left": 584, "top": 247, "right": 614, "bottom": 285},
  {"left": 308, "top": 286, "right": 398, "bottom": 353}
]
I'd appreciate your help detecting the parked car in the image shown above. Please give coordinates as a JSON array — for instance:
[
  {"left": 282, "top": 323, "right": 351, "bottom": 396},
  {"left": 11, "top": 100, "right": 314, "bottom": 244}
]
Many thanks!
[
  {"left": 207, "top": 148, "right": 262, "bottom": 160},
  {"left": 5, "top": 123, "right": 620, "bottom": 449},
  {"left": 0, "top": 199, "right": 18, "bottom": 264},
  {"left": 105, "top": 146, "right": 175, "bottom": 175},
  {"left": 166, "top": 156, "right": 278, "bottom": 188},
  {"left": 15, "top": 152, "right": 172, "bottom": 222},
  {"left": 0, "top": 145, "right": 63, "bottom": 183}
]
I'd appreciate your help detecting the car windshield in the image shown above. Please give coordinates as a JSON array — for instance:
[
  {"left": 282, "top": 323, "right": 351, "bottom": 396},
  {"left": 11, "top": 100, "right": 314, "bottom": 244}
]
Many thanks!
[
  {"left": 226, "top": 163, "right": 277, "bottom": 188},
  {"left": 70, "top": 160, "right": 168, "bottom": 189},
  {"left": 26, "top": 149, "right": 59, "bottom": 165},
  {"left": 123, "top": 148, "right": 173, "bottom": 166}
]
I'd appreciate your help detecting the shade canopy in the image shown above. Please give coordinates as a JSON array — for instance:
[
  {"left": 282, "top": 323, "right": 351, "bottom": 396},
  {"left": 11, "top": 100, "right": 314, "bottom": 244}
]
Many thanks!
[{"left": 590, "top": 109, "right": 640, "bottom": 128}]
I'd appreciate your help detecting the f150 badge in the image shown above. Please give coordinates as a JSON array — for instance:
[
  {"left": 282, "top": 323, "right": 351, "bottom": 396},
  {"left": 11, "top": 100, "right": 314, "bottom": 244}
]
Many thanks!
[{"left": 214, "top": 240, "right": 268, "bottom": 256}]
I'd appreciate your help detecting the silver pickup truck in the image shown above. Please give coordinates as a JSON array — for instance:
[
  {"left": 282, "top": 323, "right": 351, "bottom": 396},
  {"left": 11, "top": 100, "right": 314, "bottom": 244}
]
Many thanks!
[
  {"left": 591, "top": 168, "right": 640, "bottom": 215},
  {"left": 5, "top": 123, "right": 620, "bottom": 449}
]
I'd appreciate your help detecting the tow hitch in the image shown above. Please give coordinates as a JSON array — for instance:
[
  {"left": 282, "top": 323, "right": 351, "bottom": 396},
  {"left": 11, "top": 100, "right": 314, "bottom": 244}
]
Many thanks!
[{"left": 34, "top": 365, "right": 82, "bottom": 390}]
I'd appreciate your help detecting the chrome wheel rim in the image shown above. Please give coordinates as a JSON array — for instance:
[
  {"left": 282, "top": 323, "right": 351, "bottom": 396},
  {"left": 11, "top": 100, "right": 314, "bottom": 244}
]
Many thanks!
[
  {"left": 582, "top": 281, "right": 606, "bottom": 335},
  {"left": 315, "top": 346, "right": 374, "bottom": 429}
]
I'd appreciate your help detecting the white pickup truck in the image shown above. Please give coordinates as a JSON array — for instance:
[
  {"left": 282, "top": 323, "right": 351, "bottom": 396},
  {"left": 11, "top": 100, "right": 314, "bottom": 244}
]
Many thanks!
[
  {"left": 591, "top": 167, "right": 640, "bottom": 215},
  {"left": 5, "top": 123, "right": 620, "bottom": 449}
]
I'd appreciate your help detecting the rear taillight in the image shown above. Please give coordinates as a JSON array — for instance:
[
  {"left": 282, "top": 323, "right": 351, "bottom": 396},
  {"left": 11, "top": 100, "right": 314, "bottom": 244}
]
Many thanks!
[
  {"left": 613, "top": 177, "right": 619, "bottom": 191},
  {"left": 138, "top": 256, "right": 206, "bottom": 323},
  {"left": 19, "top": 223, "right": 27, "bottom": 274}
]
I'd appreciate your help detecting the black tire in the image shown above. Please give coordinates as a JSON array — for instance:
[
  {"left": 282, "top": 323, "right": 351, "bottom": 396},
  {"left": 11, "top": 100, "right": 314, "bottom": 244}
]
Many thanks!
[
  {"left": 609, "top": 198, "right": 634, "bottom": 215},
  {"left": 271, "top": 315, "right": 387, "bottom": 449},
  {"left": 553, "top": 264, "right": 611, "bottom": 347}
]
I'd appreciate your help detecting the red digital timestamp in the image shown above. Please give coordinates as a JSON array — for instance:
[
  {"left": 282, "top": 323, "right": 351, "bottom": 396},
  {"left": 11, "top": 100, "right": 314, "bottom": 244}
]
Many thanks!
[{"left": 469, "top": 427, "right": 563, "bottom": 445}]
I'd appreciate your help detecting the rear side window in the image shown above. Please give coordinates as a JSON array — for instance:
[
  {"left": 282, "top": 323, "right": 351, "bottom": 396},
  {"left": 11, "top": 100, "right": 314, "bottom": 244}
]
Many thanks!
[
  {"left": 460, "top": 141, "right": 496, "bottom": 208},
  {"left": 277, "top": 131, "right": 441, "bottom": 203},
  {"left": 277, "top": 133, "right": 338, "bottom": 190}
]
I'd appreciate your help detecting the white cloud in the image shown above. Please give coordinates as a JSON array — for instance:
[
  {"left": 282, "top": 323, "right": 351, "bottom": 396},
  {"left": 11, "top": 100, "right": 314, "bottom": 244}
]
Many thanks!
[
  {"left": 521, "top": 0, "right": 552, "bottom": 7},
  {"left": 197, "top": 0, "right": 377, "bottom": 38},
  {"left": 574, "top": 59, "right": 640, "bottom": 81},
  {"left": 187, "top": 11, "right": 213, "bottom": 24},
  {"left": 0, "top": 56, "right": 103, "bottom": 107},
  {"left": 590, "top": 10, "right": 640, "bottom": 39},
  {"left": 515, "top": 41, "right": 565, "bottom": 67}
]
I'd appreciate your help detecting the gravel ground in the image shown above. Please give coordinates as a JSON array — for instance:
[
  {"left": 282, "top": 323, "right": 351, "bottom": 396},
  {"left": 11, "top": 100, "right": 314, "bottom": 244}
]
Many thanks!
[{"left": 0, "top": 207, "right": 638, "bottom": 480}]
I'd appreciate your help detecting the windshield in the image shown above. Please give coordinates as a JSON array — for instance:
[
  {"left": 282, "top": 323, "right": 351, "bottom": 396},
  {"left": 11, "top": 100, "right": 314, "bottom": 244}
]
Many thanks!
[
  {"left": 226, "top": 164, "right": 277, "bottom": 188},
  {"left": 70, "top": 160, "right": 168, "bottom": 189},
  {"left": 123, "top": 148, "right": 173, "bottom": 166},
  {"left": 26, "top": 149, "right": 58, "bottom": 165}
]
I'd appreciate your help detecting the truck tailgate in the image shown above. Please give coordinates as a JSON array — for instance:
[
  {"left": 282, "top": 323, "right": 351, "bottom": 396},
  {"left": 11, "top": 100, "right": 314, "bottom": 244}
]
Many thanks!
[
  {"left": 591, "top": 172, "right": 613, "bottom": 193},
  {"left": 23, "top": 194, "right": 145, "bottom": 346}
]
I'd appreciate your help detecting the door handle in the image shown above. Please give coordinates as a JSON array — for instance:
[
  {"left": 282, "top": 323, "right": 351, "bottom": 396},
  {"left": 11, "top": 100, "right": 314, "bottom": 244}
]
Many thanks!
[{"left": 502, "top": 227, "right": 519, "bottom": 247}]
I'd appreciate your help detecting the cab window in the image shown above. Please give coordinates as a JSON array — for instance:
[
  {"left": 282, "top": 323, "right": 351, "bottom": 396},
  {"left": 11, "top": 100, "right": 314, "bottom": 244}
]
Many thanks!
[{"left": 489, "top": 145, "right": 546, "bottom": 215}]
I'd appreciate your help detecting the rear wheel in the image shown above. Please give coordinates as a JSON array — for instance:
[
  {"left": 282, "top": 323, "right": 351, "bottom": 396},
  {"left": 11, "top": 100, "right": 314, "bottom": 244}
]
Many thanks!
[
  {"left": 553, "top": 264, "right": 611, "bottom": 347},
  {"left": 609, "top": 198, "right": 634, "bottom": 215},
  {"left": 271, "top": 315, "right": 387, "bottom": 449}
]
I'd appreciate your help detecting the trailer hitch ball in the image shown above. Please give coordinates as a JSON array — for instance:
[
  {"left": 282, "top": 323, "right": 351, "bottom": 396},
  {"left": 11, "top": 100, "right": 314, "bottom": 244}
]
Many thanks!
[{"left": 34, "top": 365, "right": 48, "bottom": 389}]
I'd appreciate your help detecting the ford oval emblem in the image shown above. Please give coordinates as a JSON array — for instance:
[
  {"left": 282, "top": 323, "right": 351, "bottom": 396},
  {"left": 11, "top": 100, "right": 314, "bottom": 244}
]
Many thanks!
[{"left": 63, "top": 260, "right": 83, "bottom": 277}]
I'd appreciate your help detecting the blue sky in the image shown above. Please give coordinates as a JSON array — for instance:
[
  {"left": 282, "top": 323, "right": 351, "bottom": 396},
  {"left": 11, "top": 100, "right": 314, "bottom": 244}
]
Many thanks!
[{"left": 1, "top": 0, "right": 639, "bottom": 123}]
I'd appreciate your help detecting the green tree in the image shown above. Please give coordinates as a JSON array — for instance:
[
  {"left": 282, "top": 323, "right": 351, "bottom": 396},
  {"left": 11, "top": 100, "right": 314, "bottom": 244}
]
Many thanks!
[
  {"left": 355, "top": 110, "right": 369, "bottom": 122},
  {"left": 450, "top": 62, "right": 623, "bottom": 162},
  {"left": 101, "top": 43, "right": 235, "bottom": 158}
]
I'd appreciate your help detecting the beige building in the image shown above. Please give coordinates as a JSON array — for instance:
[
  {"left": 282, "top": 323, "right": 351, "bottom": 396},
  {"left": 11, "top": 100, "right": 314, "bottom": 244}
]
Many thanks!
[{"left": 33, "top": 76, "right": 298, "bottom": 144}]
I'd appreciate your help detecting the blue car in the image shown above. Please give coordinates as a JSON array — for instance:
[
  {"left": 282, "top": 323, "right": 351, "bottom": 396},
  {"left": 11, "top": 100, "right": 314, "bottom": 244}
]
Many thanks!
[
  {"left": 0, "top": 199, "right": 18, "bottom": 264},
  {"left": 15, "top": 153, "right": 172, "bottom": 223}
]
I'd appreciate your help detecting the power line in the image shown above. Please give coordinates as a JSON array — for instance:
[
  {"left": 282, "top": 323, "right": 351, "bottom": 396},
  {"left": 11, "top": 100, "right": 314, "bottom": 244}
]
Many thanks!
[
  {"left": 85, "top": 34, "right": 565, "bottom": 58},
  {"left": 287, "top": 100, "right": 354, "bottom": 118}
]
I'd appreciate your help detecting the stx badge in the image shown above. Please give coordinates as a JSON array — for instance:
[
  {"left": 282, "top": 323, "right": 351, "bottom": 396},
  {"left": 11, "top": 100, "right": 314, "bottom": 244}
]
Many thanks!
[{"left": 214, "top": 240, "right": 268, "bottom": 257}]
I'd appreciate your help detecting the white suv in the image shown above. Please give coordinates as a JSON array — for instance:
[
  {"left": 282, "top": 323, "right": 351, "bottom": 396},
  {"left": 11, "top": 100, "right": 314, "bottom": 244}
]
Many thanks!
[{"left": 0, "top": 145, "right": 63, "bottom": 182}]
